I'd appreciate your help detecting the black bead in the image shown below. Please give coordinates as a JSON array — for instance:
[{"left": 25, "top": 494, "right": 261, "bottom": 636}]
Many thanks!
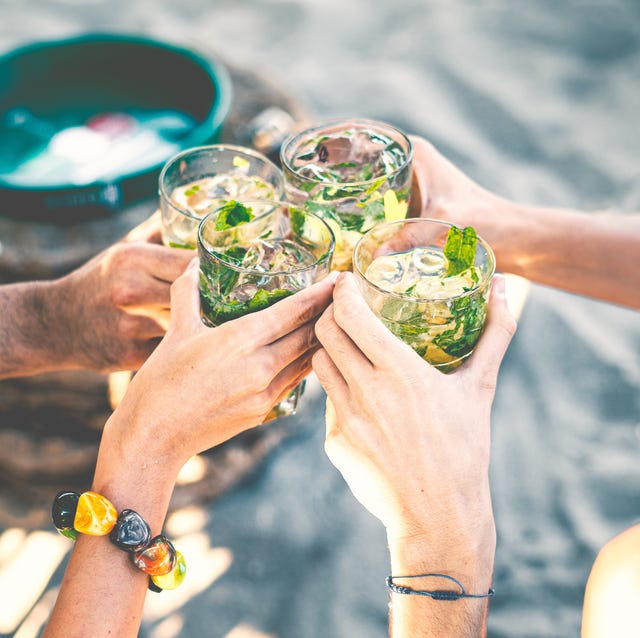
[
  {"left": 52, "top": 491, "right": 79, "bottom": 531},
  {"left": 109, "top": 509, "right": 152, "bottom": 553},
  {"left": 148, "top": 578, "right": 163, "bottom": 593}
]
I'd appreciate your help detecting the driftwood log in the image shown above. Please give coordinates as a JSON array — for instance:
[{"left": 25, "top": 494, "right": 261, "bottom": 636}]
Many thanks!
[{"left": 0, "top": 61, "right": 307, "bottom": 529}]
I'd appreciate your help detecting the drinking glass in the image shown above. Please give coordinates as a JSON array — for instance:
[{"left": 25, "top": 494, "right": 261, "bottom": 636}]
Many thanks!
[
  {"left": 353, "top": 218, "right": 495, "bottom": 373},
  {"left": 198, "top": 200, "right": 335, "bottom": 420},
  {"left": 280, "top": 118, "right": 413, "bottom": 271},
  {"left": 159, "top": 144, "right": 284, "bottom": 248}
]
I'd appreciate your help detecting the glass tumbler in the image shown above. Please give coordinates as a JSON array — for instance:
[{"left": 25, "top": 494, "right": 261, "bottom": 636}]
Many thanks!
[
  {"left": 353, "top": 218, "right": 495, "bottom": 373},
  {"left": 159, "top": 144, "right": 284, "bottom": 249},
  {"left": 281, "top": 118, "right": 412, "bottom": 271}
]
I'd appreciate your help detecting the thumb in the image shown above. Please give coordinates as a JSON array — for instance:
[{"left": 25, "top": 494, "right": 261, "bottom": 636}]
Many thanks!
[
  {"left": 169, "top": 257, "right": 202, "bottom": 332},
  {"left": 467, "top": 275, "right": 517, "bottom": 383}
]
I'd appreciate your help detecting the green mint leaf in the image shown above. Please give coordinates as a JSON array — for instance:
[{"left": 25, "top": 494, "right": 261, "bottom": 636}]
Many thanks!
[
  {"left": 215, "top": 200, "right": 254, "bottom": 231},
  {"left": 221, "top": 245, "right": 247, "bottom": 265},
  {"left": 209, "top": 299, "right": 247, "bottom": 324},
  {"left": 332, "top": 161, "right": 357, "bottom": 168},
  {"left": 247, "top": 288, "right": 293, "bottom": 311},
  {"left": 432, "top": 294, "right": 488, "bottom": 357},
  {"left": 444, "top": 226, "right": 477, "bottom": 276},
  {"left": 168, "top": 241, "right": 195, "bottom": 249},
  {"left": 335, "top": 211, "right": 367, "bottom": 232},
  {"left": 289, "top": 207, "right": 306, "bottom": 238}
]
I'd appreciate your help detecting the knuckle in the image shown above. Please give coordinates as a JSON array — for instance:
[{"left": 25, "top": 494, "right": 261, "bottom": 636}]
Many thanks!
[
  {"left": 110, "top": 282, "right": 139, "bottom": 308},
  {"left": 290, "top": 295, "right": 322, "bottom": 327},
  {"left": 314, "top": 314, "right": 339, "bottom": 346},
  {"left": 108, "top": 242, "right": 140, "bottom": 269},
  {"left": 331, "top": 299, "right": 357, "bottom": 328}
]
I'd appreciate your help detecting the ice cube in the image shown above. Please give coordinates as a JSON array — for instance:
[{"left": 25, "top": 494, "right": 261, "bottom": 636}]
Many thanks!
[
  {"left": 365, "top": 254, "right": 405, "bottom": 287},
  {"left": 241, "top": 241, "right": 268, "bottom": 270},
  {"left": 412, "top": 248, "right": 446, "bottom": 275}
]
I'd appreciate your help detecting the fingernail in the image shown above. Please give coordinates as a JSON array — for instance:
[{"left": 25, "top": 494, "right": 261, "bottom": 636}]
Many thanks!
[
  {"left": 326, "top": 270, "right": 340, "bottom": 283},
  {"left": 188, "top": 257, "right": 199, "bottom": 270}
]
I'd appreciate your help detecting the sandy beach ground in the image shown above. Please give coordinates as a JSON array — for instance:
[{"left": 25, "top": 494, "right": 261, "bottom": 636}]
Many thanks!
[{"left": 0, "top": 1, "right": 639, "bottom": 636}]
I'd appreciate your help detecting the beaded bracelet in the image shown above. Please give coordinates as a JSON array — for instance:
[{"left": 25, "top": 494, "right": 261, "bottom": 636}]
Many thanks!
[
  {"left": 52, "top": 490, "right": 186, "bottom": 592},
  {"left": 386, "top": 573, "right": 495, "bottom": 601}
]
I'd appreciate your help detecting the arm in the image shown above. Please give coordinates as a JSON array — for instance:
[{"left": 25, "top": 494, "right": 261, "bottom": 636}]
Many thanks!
[
  {"left": 581, "top": 524, "right": 640, "bottom": 638},
  {"left": 0, "top": 212, "right": 193, "bottom": 379},
  {"left": 43, "top": 262, "right": 337, "bottom": 637},
  {"left": 313, "top": 273, "right": 516, "bottom": 637},
  {"left": 409, "top": 136, "right": 640, "bottom": 309}
]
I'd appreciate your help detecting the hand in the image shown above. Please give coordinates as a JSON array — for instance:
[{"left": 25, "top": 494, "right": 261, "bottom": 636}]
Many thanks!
[
  {"left": 408, "top": 135, "right": 640, "bottom": 309},
  {"left": 313, "top": 272, "right": 516, "bottom": 560},
  {"left": 50, "top": 212, "right": 193, "bottom": 372},
  {"left": 409, "top": 136, "right": 502, "bottom": 226},
  {"left": 43, "top": 260, "right": 337, "bottom": 638},
  {"left": 108, "top": 261, "right": 338, "bottom": 470},
  {"left": 408, "top": 136, "right": 517, "bottom": 265}
]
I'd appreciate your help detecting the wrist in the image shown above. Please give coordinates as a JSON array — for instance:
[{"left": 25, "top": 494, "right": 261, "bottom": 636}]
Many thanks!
[
  {"left": 93, "top": 410, "right": 183, "bottom": 533},
  {"left": 480, "top": 195, "right": 535, "bottom": 277},
  {"left": 386, "top": 500, "right": 496, "bottom": 592}
]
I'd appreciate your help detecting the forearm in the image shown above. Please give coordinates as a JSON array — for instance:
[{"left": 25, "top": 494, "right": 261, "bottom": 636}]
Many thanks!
[
  {"left": 43, "top": 412, "right": 181, "bottom": 638},
  {"left": 490, "top": 200, "right": 640, "bottom": 309},
  {"left": 0, "top": 279, "right": 75, "bottom": 378}
]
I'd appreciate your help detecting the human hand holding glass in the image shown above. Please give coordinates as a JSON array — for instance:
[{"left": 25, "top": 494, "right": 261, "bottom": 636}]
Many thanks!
[
  {"left": 0, "top": 211, "right": 193, "bottom": 379},
  {"left": 198, "top": 200, "right": 335, "bottom": 420},
  {"left": 312, "top": 272, "right": 516, "bottom": 637},
  {"left": 408, "top": 135, "right": 640, "bottom": 310}
]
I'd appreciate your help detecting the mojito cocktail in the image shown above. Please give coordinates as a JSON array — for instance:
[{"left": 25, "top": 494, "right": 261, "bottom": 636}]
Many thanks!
[
  {"left": 198, "top": 200, "right": 334, "bottom": 420},
  {"left": 354, "top": 219, "right": 495, "bottom": 373},
  {"left": 159, "top": 144, "right": 284, "bottom": 249},
  {"left": 281, "top": 119, "right": 413, "bottom": 271}
]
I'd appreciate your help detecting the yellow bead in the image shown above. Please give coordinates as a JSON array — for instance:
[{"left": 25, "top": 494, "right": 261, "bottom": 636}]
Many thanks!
[
  {"left": 74, "top": 491, "right": 117, "bottom": 536},
  {"left": 151, "top": 551, "right": 187, "bottom": 590}
]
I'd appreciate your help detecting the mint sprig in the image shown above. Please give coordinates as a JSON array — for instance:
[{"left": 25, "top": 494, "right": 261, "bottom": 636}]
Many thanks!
[
  {"left": 215, "top": 200, "right": 254, "bottom": 231},
  {"left": 444, "top": 226, "right": 477, "bottom": 276}
]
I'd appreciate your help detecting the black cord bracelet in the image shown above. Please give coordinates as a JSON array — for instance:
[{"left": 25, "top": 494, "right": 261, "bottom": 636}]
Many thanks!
[{"left": 386, "top": 573, "right": 495, "bottom": 601}]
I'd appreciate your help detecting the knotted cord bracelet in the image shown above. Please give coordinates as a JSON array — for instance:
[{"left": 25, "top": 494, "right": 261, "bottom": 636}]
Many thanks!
[
  {"left": 52, "top": 490, "right": 186, "bottom": 592},
  {"left": 386, "top": 573, "right": 495, "bottom": 601}
]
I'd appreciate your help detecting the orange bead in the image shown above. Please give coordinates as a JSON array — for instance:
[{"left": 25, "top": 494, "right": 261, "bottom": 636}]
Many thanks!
[
  {"left": 132, "top": 535, "right": 176, "bottom": 576},
  {"left": 73, "top": 491, "right": 118, "bottom": 536}
]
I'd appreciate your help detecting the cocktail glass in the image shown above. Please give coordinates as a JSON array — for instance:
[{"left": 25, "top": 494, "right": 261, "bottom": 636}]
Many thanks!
[
  {"left": 353, "top": 218, "right": 495, "bottom": 373},
  {"left": 198, "top": 200, "right": 335, "bottom": 421},
  {"left": 280, "top": 118, "right": 413, "bottom": 271},
  {"left": 159, "top": 144, "right": 284, "bottom": 248}
]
